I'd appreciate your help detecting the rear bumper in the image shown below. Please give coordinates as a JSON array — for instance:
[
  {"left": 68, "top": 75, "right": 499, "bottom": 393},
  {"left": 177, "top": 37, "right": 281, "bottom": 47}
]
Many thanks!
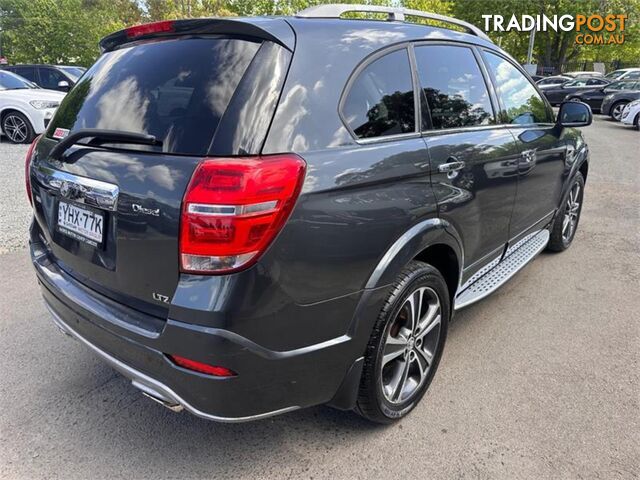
[
  {"left": 31, "top": 237, "right": 361, "bottom": 422},
  {"left": 46, "top": 304, "right": 298, "bottom": 421}
]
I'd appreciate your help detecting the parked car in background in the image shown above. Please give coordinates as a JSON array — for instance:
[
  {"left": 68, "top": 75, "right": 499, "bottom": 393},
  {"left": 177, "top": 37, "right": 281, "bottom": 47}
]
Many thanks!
[
  {"left": 565, "top": 71, "right": 605, "bottom": 78},
  {"left": 27, "top": 7, "right": 592, "bottom": 425},
  {"left": 2, "top": 64, "right": 82, "bottom": 92},
  {"left": 536, "top": 75, "right": 573, "bottom": 90},
  {"left": 542, "top": 77, "right": 610, "bottom": 105},
  {"left": 58, "top": 65, "right": 86, "bottom": 79},
  {"left": 565, "top": 80, "right": 640, "bottom": 112},
  {"left": 602, "top": 90, "right": 640, "bottom": 120},
  {"left": 536, "top": 75, "right": 572, "bottom": 88},
  {"left": 605, "top": 68, "right": 640, "bottom": 81},
  {"left": 620, "top": 100, "right": 640, "bottom": 129},
  {"left": 0, "top": 70, "right": 64, "bottom": 143}
]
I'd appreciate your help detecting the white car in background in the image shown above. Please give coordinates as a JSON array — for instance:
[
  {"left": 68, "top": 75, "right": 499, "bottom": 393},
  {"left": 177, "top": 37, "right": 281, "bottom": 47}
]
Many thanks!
[
  {"left": 0, "top": 70, "right": 65, "bottom": 143},
  {"left": 605, "top": 68, "right": 640, "bottom": 81},
  {"left": 620, "top": 99, "right": 640, "bottom": 130}
]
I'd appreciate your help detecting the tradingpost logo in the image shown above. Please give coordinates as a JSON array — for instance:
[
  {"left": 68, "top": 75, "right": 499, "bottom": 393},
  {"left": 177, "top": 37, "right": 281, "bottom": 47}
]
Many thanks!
[{"left": 482, "top": 14, "right": 627, "bottom": 45}]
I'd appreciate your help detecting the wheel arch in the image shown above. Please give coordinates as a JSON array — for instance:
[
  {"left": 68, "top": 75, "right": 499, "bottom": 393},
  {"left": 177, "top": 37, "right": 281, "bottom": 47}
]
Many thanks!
[
  {"left": 578, "top": 157, "right": 589, "bottom": 183},
  {"left": 0, "top": 106, "right": 36, "bottom": 132},
  {"left": 413, "top": 243, "right": 460, "bottom": 306},
  {"left": 610, "top": 99, "right": 628, "bottom": 119},
  {"left": 329, "top": 218, "right": 462, "bottom": 411},
  {"left": 363, "top": 218, "right": 463, "bottom": 296}
]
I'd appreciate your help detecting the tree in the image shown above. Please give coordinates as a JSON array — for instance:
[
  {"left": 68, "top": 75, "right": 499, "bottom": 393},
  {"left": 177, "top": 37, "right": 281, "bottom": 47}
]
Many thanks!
[
  {"left": 0, "top": 0, "right": 637, "bottom": 69},
  {"left": 449, "top": 0, "right": 640, "bottom": 71},
  {"left": 0, "top": 0, "right": 143, "bottom": 65}
]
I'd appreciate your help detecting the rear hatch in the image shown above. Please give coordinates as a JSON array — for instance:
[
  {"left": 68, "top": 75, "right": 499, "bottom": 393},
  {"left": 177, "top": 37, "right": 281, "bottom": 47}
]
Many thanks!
[{"left": 29, "top": 20, "right": 293, "bottom": 317}]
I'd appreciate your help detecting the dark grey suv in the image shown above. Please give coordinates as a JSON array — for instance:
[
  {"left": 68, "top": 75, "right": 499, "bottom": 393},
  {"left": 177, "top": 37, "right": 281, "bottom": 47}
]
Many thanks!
[{"left": 27, "top": 5, "right": 592, "bottom": 424}]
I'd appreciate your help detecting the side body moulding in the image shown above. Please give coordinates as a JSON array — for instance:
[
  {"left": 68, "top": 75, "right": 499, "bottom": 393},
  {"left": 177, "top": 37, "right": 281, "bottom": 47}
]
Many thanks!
[{"left": 364, "top": 217, "right": 463, "bottom": 291}]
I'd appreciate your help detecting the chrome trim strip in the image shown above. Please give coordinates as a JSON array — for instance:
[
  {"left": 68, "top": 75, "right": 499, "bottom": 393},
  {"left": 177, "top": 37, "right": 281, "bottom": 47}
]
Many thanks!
[
  {"left": 354, "top": 132, "right": 421, "bottom": 145},
  {"left": 170, "top": 318, "right": 352, "bottom": 361},
  {"left": 34, "top": 165, "right": 119, "bottom": 211},
  {"left": 45, "top": 305, "right": 301, "bottom": 423}
]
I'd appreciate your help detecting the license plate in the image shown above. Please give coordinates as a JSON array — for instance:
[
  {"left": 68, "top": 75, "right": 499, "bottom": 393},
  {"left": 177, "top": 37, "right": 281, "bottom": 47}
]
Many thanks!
[{"left": 58, "top": 201, "right": 104, "bottom": 246}]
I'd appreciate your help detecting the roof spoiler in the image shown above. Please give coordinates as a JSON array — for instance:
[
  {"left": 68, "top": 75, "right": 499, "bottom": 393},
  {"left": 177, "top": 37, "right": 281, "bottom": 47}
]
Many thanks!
[{"left": 99, "top": 18, "right": 295, "bottom": 53}]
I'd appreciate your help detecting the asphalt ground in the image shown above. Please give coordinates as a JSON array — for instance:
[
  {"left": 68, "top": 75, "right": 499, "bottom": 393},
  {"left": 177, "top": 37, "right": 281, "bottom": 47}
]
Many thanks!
[{"left": 0, "top": 116, "right": 638, "bottom": 479}]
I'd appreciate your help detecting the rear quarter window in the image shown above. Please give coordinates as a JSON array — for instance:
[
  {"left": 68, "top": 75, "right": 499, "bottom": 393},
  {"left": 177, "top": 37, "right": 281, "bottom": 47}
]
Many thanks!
[
  {"left": 48, "top": 38, "right": 261, "bottom": 156},
  {"left": 341, "top": 48, "right": 416, "bottom": 139}
]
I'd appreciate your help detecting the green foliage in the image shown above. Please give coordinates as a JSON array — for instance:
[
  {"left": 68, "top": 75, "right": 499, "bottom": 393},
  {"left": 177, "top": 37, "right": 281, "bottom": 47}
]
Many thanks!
[
  {"left": 0, "top": 0, "right": 142, "bottom": 65},
  {"left": 450, "top": 0, "right": 640, "bottom": 68},
  {"left": 0, "top": 0, "right": 637, "bottom": 69}
]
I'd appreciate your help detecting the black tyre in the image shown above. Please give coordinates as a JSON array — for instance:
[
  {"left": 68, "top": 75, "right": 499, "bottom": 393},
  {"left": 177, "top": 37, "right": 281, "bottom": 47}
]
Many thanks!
[
  {"left": 547, "top": 172, "right": 585, "bottom": 252},
  {"left": 2, "top": 111, "right": 35, "bottom": 144},
  {"left": 634, "top": 113, "right": 640, "bottom": 131},
  {"left": 355, "top": 261, "right": 449, "bottom": 424},
  {"left": 610, "top": 101, "right": 628, "bottom": 121}
]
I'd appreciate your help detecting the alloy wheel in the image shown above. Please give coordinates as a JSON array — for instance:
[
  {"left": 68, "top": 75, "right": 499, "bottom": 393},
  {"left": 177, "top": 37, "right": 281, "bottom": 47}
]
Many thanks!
[
  {"left": 612, "top": 103, "right": 626, "bottom": 121},
  {"left": 3, "top": 114, "right": 28, "bottom": 143},
  {"left": 380, "top": 286, "right": 442, "bottom": 404},
  {"left": 562, "top": 182, "right": 581, "bottom": 242}
]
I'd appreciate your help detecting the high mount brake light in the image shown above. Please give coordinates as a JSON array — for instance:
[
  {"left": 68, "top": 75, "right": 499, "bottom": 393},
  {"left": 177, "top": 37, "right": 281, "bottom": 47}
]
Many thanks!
[
  {"left": 126, "top": 20, "right": 175, "bottom": 38},
  {"left": 179, "top": 154, "right": 306, "bottom": 274},
  {"left": 25, "top": 135, "right": 40, "bottom": 206}
]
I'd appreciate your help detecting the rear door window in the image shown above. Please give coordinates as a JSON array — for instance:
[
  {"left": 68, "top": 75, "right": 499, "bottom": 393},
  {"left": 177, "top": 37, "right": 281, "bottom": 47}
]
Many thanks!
[
  {"left": 414, "top": 44, "right": 495, "bottom": 130},
  {"left": 48, "top": 38, "right": 261, "bottom": 155},
  {"left": 341, "top": 48, "right": 416, "bottom": 139}
]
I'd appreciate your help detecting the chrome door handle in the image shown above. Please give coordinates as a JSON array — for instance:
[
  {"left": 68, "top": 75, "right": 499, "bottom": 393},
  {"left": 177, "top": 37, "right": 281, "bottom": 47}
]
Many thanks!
[{"left": 438, "top": 160, "right": 466, "bottom": 173}]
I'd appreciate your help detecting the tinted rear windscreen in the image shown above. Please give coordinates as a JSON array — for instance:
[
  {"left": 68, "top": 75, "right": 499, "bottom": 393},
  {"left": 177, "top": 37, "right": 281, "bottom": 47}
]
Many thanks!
[{"left": 48, "top": 37, "right": 261, "bottom": 155}]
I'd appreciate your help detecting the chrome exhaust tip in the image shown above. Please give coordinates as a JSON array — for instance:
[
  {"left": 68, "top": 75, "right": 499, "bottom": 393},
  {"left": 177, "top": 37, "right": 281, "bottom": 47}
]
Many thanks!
[
  {"left": 141, "top": 391, "right": 185, "bottom": 412},
  {"left": 132, "top": 379, "right": 184, "bottom": 413}
]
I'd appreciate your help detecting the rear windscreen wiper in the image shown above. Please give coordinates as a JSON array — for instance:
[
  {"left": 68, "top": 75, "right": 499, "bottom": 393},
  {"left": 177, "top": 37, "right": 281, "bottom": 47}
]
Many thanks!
[{"left": 49, "top": 128, "right": 162, "bottom": 160}]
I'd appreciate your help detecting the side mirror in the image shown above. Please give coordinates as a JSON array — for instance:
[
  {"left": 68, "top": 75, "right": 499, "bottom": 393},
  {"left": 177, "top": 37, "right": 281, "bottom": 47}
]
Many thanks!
[
  {"left": 557, "top": 101, "right": 592, "bottom": 127},
  {"left": 57, "top": 80, "right": 70, "bottom": 91}
]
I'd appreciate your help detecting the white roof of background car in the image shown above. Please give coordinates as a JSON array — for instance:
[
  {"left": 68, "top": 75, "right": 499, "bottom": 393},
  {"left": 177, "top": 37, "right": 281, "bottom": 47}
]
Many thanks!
[{"left": 565, "top": 71, "right": 605, "bottom": 77}]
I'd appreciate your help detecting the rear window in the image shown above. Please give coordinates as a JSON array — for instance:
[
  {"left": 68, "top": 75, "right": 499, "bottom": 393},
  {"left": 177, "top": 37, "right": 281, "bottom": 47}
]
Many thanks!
[{"left": 48, "top": 37, "right": 261, "bottom": 155}]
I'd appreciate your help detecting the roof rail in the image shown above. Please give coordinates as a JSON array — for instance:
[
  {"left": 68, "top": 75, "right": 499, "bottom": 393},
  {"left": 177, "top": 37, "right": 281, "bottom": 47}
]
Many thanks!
[{"left": 295, "top": 4, "right": 492, "bottom": 42}]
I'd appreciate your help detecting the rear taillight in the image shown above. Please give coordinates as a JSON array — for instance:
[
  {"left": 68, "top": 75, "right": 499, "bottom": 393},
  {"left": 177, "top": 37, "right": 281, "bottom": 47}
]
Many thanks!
[
  {"left": 168, "top": 354, "right": 237, "bottom": 377},
  {"left": 179, "top": 154, "right": 306, "bottom": 274},
  {"left": 25, "top": 135, "right": 40, "bottom": 206},
  {"left": 126, "top": 20, "right": 174, "bottom": 38}
]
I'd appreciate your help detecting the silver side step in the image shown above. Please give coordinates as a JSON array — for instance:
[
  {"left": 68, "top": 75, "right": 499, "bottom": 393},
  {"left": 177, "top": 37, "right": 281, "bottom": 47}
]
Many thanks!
[{"left": 454, "top": 230, "right": 550, "bottom": 310}]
